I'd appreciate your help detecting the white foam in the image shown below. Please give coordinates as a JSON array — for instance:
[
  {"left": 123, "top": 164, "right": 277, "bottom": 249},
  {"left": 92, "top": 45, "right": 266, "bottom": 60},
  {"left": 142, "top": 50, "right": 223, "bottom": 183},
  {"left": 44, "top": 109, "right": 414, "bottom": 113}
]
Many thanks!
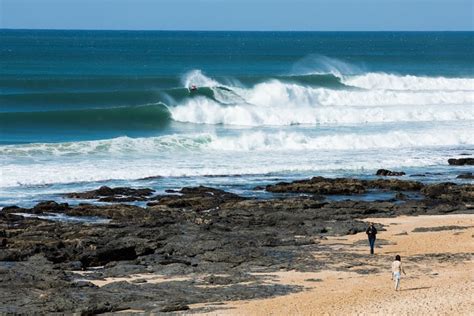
[
  {"left": 1, "top": 125, "right": 472, "bottom": 187},
  {"left": 170, "top": 83, "right": 474, "bottom": 126},
  {"left": 2, "top": 124, "right": 472, "bottom": 157},
  {"left": 174, "top": 68, "right": 474, "bottom": 127},
  {"left": 0, "top": 134, "right": 213, "bottom": 156},
  {"left": 181, "top": 69, "right": 220, "bottom": 89},
  {"left": 291, "top": 54, "right": 362, "bottom": 76},
  {"left": 342, "top": 73, "right": 474, "bottom": 91},
  {"left": 206, "top": 128, "right": 474, "bottom": 151},
  {"left": 170, "top": 66, "right": 474, "bottom": 126},
  {"left": 246, "top": 81, "right": 472, "bottom": 107}
]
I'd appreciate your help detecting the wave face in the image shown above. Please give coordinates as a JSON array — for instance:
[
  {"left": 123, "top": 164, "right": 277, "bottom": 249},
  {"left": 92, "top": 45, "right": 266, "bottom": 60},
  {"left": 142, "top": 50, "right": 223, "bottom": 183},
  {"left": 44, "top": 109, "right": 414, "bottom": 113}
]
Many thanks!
[
  {"left": 3, "top": 71, "right": 473, "bottom": 129},
  {"left": 169, "top": 78, "right": 473, "bottom": 126},
  {"left": 1, "top": 30, "right": 474, "bottom": 198}
]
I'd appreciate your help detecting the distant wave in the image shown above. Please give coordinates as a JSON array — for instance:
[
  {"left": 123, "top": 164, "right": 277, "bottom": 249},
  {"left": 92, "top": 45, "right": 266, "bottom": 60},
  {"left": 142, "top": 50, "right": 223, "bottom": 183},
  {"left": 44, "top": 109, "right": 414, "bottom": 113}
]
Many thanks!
[
  {"left": 342, "top": 73, "right": 474, "bottom": 91},
  {"left": 0, "top": 75, "right": 181, "bottom": 94},
  {"left": 0, "top": 90, "right": 163, "bottom": 109},
  {"left": 0, "top": 104, "right": 172, "bottom": 130}
]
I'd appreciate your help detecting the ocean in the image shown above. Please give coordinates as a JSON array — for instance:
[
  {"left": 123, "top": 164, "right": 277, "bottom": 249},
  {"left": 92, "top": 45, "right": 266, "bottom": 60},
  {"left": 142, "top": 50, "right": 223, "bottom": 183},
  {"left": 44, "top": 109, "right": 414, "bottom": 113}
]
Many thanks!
[{"left": 1, "top": 30, "right": 473, "bottom": 207}]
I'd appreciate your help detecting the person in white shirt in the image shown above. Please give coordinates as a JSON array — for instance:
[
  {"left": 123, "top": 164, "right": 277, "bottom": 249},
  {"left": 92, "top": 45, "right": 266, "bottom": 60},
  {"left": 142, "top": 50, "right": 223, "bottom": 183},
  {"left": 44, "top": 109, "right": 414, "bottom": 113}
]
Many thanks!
[{"left": 391, "top": 254, "right": 406, "bottom": 291}]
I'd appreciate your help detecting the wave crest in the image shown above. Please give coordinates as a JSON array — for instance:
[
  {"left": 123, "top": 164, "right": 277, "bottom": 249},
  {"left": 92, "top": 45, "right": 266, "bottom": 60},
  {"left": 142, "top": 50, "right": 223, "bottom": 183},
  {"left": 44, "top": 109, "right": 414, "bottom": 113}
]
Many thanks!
[
  {"left": 170, "top": 80, "right": 474, "bottom": 126},
  {"left": 343, "top": 73, "right": 474, "bottom": 91}
]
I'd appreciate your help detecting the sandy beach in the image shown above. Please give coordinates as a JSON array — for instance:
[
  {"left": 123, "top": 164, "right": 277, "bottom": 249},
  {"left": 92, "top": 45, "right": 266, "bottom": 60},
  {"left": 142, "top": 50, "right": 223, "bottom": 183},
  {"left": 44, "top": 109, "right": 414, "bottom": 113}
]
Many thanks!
[
  {"left": 2, "top": 177, "right": 473, "bottom": 314},
  {"left": 194, "top": 214, "right": 474, "bottom": 315}
]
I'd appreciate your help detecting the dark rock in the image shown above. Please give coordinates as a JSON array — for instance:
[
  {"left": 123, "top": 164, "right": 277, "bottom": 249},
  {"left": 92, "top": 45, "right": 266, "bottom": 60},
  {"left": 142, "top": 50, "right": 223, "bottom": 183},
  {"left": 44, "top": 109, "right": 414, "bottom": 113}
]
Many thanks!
[
  {"left": 63, "top": 203, "right": 149, "bottom": 220},
  {"left": 395, "top": 192, "right": 407, "bottom": 200},
  {"left": 66, "top": 186, "right": 154, "bottom": 202},
  {"left": 412, "top": 225, "right": 471, "bottom": 233},
  {"left": 66, "top": 261, "right": 83, "bottom": 270},
  {"left": 376, "top": 169, "right": 406, "bottom": 176},
  {"left": 32, "top": 201, "right": 70, "bottom": 214},
  {"left": 0, "top": 205, "right": 21, "bottom": 213},
  {"left": 131, "top": 278, "right": 147, "bottom": 284},
  {"left": 394, "top": 231, "right": 408, "bottom": 236},
  {"left": 421, "top": 183, "right": 474, "bottom": 202},
  {"left": 448, "top": 158, "right": 474, "bottom": 166},
  {"left": 203, "top": 273, "right": 257, "bottom": 285},
  {"left": 265, "top": 177, "right": 366, "bottom": 195},
  {"left": 457, "top": 173, "right": 474, "bottom": 179},
  {"left": 264, "top": 176, "right": 423, "bottom": 195},
  {"left": 138, "top": 175, "right": 163, "bottom": 180},
  {"left": 367, "top": 179, "right": 423, "bottom": 191},
  {"left": 73, "top": 280, "right": 98, "bottom": 288},
  {"left": 159, "top": 304, "right": 190, "bottom": 312},
  {"left": 152, "top": 186, "right": 246, "bottom": 211},
  {"left": 81, "top": 243, "right": 139, "bottom": 267}
]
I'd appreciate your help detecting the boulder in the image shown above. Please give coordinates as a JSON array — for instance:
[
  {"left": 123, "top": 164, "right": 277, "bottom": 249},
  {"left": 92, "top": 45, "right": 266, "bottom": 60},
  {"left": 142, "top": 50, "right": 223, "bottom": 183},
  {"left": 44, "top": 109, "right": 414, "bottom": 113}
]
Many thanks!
[
  {"left": 448, "top": 158, "right": 474, "bottom": 166},
  {"left": 66, "top": 186, "right": 154, "bottom": 202},
  {"left": 265, "top": 177, "right": 366, "bottom": 195},
  {"left": 376, "top": 169, "right": 406, "bottom": 176}
]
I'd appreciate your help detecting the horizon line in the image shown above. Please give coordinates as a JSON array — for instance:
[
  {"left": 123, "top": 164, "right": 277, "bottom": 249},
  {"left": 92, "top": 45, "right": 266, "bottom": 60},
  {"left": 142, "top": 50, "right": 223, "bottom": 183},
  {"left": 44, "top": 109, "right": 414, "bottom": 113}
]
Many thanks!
[{"left": 2, "top": 28, "right": 473, "bottom": 33}]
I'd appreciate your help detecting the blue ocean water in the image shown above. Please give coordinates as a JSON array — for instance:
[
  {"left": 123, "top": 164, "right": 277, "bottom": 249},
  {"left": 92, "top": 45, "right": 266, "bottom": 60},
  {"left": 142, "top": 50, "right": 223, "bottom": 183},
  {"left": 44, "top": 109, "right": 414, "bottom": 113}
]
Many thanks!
[{"left": 1, "top": 30, "right": 473, "bottom": 206}]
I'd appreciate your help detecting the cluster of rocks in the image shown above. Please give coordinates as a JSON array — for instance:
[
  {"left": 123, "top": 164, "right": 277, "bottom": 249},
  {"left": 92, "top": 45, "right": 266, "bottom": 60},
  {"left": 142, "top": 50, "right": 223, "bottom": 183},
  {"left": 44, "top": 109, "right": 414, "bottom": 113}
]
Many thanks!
[
  {"left": 262, "top": 176, "right": 424, "bottom": 195},
  {"left": 1, "top": 175, "right": 473, "bottom": 314}
]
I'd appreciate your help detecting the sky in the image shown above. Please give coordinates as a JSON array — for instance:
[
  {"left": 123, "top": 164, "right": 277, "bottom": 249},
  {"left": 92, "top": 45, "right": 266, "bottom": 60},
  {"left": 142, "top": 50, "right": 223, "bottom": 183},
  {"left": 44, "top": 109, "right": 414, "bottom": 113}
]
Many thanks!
[{"left": 1, "top": 0, "right": 473, "bottom": 31}]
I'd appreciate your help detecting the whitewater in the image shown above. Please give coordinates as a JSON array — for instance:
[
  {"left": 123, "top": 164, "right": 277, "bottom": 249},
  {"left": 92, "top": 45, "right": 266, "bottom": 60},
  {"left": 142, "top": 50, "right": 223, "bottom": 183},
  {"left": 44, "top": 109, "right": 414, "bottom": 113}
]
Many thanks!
[{"left": 1, "top": 30, "right": 473, "bottom": 207}]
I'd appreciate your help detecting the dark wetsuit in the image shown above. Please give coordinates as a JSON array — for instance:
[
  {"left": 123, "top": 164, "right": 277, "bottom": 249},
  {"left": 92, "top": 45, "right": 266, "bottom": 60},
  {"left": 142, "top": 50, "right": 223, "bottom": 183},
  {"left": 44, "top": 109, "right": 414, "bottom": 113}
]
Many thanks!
[{"left": 366, "top": 225, "right": 377, "bottom": 254}]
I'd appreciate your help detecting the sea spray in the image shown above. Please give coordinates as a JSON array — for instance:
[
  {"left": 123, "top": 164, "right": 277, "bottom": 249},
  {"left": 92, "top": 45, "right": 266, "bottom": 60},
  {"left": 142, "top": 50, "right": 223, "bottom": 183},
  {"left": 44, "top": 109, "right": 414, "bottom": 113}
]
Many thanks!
[{"left": 1, "top": 30, "right": 473, "bottom": 205}]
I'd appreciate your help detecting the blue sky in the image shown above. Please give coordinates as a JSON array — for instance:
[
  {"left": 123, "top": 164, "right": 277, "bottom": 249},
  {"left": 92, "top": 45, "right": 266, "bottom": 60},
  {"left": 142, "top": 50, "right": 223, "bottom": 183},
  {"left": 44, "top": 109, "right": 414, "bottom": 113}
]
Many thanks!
[{"left": 1, "top": 0, "right": 473, "bottom": 31}]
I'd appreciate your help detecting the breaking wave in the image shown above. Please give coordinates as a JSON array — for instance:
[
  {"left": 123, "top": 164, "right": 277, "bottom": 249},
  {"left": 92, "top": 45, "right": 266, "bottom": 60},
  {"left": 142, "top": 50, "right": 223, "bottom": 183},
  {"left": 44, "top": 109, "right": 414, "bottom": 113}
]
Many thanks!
[
  {"left": 2, "top": 125, "right": 472, "bottom": 157},
  {"left": 169, "top": 67, "right": 474, "bottom": 126},
  {"left": 4, "top": 62, "right": 473, "bottom": 129},
  {"left": 342, "top": 73, "right": 474, "bottom": 91},
  {"left": 169, "top": 82, "right": 473, "bottom": 126}
]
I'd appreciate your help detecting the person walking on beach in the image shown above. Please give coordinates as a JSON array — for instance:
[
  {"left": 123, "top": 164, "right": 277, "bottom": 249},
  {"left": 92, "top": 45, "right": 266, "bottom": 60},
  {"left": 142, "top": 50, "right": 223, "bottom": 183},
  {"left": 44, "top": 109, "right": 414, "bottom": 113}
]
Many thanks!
[
  {"left": 391, "top": 255, "right": 406, "bottom": 291},
  {"left": 366, "top": 222, "right": 377, "bottom": 254}
]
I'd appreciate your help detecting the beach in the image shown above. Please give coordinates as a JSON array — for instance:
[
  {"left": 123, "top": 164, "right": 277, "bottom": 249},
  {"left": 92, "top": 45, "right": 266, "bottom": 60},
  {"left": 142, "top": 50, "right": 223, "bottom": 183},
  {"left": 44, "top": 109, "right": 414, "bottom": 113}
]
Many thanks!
[
  {"left": 1, "top": 175, "right": 473, "bottom": 314},
  {"left": 198, "top": 214, "right": 474, "bottom": 315}
]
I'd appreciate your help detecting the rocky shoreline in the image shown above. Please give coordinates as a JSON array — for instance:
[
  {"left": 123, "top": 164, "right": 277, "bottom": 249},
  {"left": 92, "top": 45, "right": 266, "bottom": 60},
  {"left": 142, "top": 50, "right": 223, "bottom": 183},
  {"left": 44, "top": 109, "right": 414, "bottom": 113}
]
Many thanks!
[{"left": 1, "top": 171, "right": 473, "bottom": 314}]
